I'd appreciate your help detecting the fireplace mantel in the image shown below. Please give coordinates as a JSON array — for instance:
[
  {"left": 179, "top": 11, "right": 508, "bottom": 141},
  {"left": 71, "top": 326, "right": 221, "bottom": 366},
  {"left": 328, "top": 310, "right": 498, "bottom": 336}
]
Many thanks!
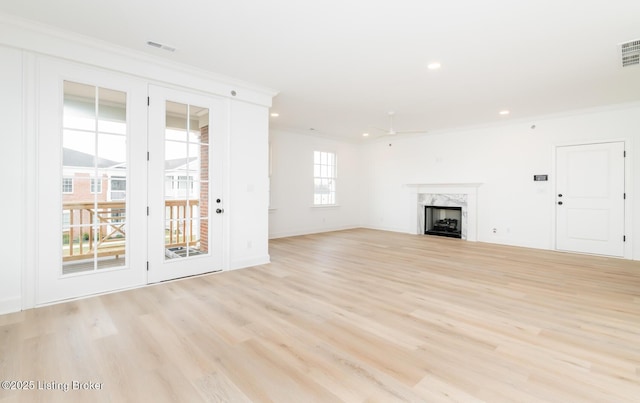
[
  {"left": 406, "top": 183, "right": 482, "bottom": 241},
  {"left": 405, "top": 183, "right": 482, "bottom": 191}
]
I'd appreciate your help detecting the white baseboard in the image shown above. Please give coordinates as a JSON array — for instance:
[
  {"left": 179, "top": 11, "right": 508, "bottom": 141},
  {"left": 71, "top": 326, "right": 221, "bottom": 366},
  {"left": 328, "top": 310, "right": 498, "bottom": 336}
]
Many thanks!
[
  {"left": 360, "top": 224, "right": 413, "bottom": 234},
  {"left": 269, "top": 225, "right": 360, "bottom": 239},
  {"left": 0, "top": 296, "right": 21, "bottom": 315},
  {"left": 229, "top": 255, "right": 271, "bottom": 271}
]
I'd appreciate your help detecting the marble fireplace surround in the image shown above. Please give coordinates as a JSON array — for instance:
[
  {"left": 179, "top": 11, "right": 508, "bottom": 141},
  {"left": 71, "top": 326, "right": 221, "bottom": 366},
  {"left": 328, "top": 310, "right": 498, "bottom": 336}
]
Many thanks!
[{"left": 406, "top": 183, "right": 481, "bottom": 241}]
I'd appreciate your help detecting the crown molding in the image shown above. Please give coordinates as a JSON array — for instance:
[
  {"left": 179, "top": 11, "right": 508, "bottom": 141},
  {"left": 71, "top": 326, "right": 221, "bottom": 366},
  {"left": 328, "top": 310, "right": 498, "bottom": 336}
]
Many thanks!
[{"left": 0, "top": 13, "right": 278, "bottom": 106}]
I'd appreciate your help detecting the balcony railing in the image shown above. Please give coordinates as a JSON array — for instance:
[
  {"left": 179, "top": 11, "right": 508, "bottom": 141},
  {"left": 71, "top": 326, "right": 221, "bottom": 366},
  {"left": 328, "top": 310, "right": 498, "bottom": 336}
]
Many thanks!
[
  {"left": 165, "top": 199, "right": 200, "bottom": 247},
  {"left": 63, "top": 201, "right": 125, "bottom": 262},
  {"left": 62, "top": 199, "right": 199, "bottom": 262}
]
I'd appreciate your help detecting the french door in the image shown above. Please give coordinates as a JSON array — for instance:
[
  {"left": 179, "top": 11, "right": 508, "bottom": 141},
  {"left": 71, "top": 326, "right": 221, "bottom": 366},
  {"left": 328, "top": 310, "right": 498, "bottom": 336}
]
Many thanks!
[
  {"left": 555, "top": 141, "right": 625, "bottom": 257},
  {"left": 37, "top": 60, "right": 148, "bottom": 304},
  {"left": 147, "top": 85, "right": 227, "bottom": 283},
  {"left": 37, "top": 61, "right": 227, "bottom": 304}
]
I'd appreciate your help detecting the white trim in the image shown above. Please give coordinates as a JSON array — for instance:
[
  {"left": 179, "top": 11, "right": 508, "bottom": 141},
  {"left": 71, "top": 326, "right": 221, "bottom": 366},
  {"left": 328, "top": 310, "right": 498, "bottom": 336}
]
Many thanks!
[
  {"left": 552, "top": 139, "right": 633, "bottom": 260},
  {"left": 90, "top": 177, "right": 103, "bottom": 194},
  {"left": 62, "top": 177, "right": 73, "bottom": 193},
  {"left": 229, "top": 255, "right": 271, "bottom": 270},
  {"left": 22, "top": 51, "right": 38, "bottom": 311},
  {"left": 0, "top": 297, "right": 22, "bottom": 315},
  {"left": 366, "top": 102, "right": 640, "bottom": 144},
  {"left": 0, "top": 13, "right": 277, "bottom": 107},
  {"left": 269, "top": 225, "right": 360, "bottom": 240},
  {"left": 313, "top": 150, "right": 337, "bottom": 206}
]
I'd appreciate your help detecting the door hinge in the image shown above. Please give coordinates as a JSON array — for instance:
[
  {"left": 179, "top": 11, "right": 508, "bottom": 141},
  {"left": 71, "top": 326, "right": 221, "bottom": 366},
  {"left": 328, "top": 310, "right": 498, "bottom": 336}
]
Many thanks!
[
  {"left": 147, "top": 151, "right": 150, "bottom": 161},
  {"left": 623, "top": 235, "right": 626, "bottom": 242},
  {"left": 147, "top": 261, "right": 149, "bottom": 271},
  {"left": 623, "top": 150, "right": 626, "bottom": 157},
  {"left": 147, "top": 96, "right": 150, "bottom": 106},
  {"left": 624, "top": 193, "right": 626, "bottom": 199},
  {"left": 147, "top": 206, "right": 149, "bottom": 216}
]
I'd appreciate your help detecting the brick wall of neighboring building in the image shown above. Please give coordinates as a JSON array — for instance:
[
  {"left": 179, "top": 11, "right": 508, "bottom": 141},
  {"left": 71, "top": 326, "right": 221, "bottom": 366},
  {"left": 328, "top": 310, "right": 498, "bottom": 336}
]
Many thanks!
[
  {"left": 62, "top": 173, "right": 109, "bottom": 203},
  {"left": 200, "top": 125, "right": 209, "bottom": 253},
  {"left": 63, "top": 173, "right": 110, "bottom": 237}
]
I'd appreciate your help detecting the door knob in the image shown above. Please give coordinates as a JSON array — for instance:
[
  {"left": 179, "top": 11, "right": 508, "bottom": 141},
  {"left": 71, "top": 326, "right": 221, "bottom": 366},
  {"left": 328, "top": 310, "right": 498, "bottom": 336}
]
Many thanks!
[
  {"left": 216, "top": 208, "right": 224, "bottom": 214},
  {"left": 557, "top": 201, "right": 563, "bottom": 205},
  {"left": 558, "top": 193, "right": 563, "bottom": 198}
]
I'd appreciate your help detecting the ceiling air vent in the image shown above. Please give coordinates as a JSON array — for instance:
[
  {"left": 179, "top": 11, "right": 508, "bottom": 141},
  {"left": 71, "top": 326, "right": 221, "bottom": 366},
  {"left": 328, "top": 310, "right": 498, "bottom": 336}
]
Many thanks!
[
  {"left": 620, "top": 39, "right": 640, "bottom": 67},
  {"left": 146, "top": 41, "right": 176, "bottom": 52}
]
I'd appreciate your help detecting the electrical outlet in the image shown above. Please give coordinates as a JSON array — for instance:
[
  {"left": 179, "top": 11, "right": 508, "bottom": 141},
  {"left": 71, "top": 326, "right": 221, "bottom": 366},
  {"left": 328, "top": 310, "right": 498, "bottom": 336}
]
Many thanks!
[{"left": 492, "top": 228, "right": 497, "bottom": 234}]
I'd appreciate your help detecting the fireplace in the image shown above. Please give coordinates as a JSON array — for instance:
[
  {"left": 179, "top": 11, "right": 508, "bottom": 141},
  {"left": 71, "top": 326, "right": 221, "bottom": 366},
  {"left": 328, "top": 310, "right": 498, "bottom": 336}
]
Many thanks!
[
  {"left": 424, "top": 206, "right": 462, "bottom": 238},
  {"left": 407, "top": 183, "right": 480, "bottom": 241}
]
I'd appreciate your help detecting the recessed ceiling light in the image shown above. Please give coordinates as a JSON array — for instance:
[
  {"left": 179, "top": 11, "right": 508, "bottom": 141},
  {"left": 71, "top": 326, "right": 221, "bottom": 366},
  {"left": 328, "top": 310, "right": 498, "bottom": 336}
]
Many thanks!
[
  {"left": 270, "top": 113, "right": 279, "bottom": 117},
  {"left": 427, "top": 62, "right": 441, "bottom": 70},
  {"left": 499, "top": 110, "right": 510, "bottom": 115},
  {"left": 362, "top": 133, "right": 369, "bottom": 137}
]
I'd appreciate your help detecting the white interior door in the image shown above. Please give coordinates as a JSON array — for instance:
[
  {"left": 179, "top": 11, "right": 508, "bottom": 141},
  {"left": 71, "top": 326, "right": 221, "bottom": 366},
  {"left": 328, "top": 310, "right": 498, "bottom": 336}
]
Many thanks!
[
  {"left": 147, "top": 85, "right": 227, "bottom": 283},
  {"left": 37, "top": 59, "right": 148, "bottom": 304},
  {"left": 555, "top": 142, "right": 625, "bottom": 257}
]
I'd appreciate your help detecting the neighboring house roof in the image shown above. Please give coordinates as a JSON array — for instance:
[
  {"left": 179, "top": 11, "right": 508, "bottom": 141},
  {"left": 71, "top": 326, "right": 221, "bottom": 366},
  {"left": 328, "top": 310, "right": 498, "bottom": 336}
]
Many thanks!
[
  {"left": 63, "top": 148, "right": 120, "bottom": 168},
  {"left": 64, "top": 148, "right": 197, "bottom": 171}
]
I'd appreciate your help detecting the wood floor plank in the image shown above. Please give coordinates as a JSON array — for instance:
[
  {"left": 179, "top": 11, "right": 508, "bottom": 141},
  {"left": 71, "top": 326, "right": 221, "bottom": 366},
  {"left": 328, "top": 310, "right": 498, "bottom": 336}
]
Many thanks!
[{"left": 2, "top": 228, "right": 640, "bottom": 402}]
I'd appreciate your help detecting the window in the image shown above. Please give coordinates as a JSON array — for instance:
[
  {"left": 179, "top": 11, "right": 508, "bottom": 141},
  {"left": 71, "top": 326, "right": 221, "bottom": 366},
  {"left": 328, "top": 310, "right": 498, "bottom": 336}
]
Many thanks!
[
  {"left": 177, "top": 175, "right": 194, "bottom": 190},
  {"left": 165, "top": 175, "right": 174, "bottom": 190},
  {"left": 62, "top": 211, "right": 70, "bottom": 230},
  {"left": 90, "top": 177, "right": 102, "bottom": 194},
  {"left": 61, "top": 81, "right": 128, "bottom": 273},
  {"left": 62, "top": 177, "right": 73, "bottom": 193},
  {"left": 313, "top": 151, "right": 336, "bottom": 205},
  {"left": 110, "top": 176, "right": 126, "bottom": 200},
  {"left": 111, "top": 209, "right": 125, "bottom": 224}
]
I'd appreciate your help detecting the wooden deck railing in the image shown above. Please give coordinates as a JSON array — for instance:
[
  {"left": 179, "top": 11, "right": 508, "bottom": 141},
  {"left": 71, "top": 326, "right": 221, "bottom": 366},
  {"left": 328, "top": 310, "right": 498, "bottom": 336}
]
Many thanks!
[
  {"left": 63, "top": 201, "right": 126, "bottom": 262},
  {"left": 165, "top": 199, "right": 200, "bottom": 247},
  {"left": 62, "top": 199, "right": 199, "bottom": 262}
]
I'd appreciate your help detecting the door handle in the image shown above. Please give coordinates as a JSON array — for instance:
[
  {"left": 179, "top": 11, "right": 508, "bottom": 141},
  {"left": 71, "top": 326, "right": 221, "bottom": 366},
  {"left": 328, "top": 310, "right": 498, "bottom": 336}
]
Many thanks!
[
  {"left": 557, "top": 201, "right": 563, "bottom": 205},
  {"left": 216, "top": 208, "right": 224, "bottom": 214},
  {"left": 558, "top": 193, "right": 563, "bottom": 198}
]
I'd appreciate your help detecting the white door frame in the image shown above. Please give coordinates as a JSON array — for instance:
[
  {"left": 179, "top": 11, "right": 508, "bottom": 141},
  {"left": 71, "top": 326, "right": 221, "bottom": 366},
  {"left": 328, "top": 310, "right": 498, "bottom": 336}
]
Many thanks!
[
  {"left": 552, "top": 139, "right": 632, "bottom": 259},
  {"left": 35, "top": 58, "right": 148, "bottom": 305},
  {"left": 147, "top": 85, "right": 229, "bottom": 283}
]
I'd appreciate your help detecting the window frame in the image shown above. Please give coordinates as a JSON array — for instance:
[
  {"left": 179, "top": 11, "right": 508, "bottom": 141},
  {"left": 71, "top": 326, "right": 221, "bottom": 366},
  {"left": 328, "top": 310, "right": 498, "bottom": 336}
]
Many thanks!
[
  {"left": 90, "top": 177, "right": 103, "bottom": 194},
  {"left": 62, "top": 177, "right": 74, "bottom": 194},
  {"left": 313, "top": 150, "right": 337, "bottom": 206}
]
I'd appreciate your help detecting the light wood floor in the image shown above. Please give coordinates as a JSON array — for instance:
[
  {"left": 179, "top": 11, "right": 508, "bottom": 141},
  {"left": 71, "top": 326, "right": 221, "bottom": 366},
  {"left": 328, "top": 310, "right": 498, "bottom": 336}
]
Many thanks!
[{"left": 1, "top": 229, "right": 639, "bottom": 402}]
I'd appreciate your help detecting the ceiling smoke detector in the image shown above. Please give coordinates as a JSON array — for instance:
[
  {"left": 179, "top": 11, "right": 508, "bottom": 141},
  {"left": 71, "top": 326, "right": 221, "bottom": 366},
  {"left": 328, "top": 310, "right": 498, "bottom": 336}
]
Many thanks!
[{"left": 620, "top": 39, "right": 640, "bottom": 67}]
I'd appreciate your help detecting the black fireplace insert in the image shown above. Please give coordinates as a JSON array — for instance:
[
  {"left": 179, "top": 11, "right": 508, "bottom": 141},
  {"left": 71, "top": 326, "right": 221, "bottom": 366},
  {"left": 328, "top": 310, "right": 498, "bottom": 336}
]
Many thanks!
[{"left": 424, "top": 206, "right": 462, "bottom": 239}]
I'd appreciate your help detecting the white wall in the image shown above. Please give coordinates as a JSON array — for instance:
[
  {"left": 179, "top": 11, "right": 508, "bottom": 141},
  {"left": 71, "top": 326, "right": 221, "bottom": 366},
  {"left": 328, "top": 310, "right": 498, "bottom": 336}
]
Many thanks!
[
  {"left": 360, "top": 104, "right": 640, "bottom": 259},
  {"left": 0, "top": 17, "right": 274, "bottom": 313},
  {"left": 229, "top": 101, "right": 271, "bottom": 268},
  {"left": 269, "top": 130, "right": 363, "bottom": 238},
  {"left": 0, "top": 46, "right": 23, "bottom": 314}
]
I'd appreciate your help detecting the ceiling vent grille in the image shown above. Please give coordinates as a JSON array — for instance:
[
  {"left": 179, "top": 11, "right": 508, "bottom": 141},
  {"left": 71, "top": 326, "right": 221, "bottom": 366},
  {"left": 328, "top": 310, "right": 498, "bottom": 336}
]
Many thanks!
[
  {"left": 146, "top": 41, "right": 176, "bottom": 52},
  {"left": 620, "top": 39, "right": 640, "bottom": 67}
]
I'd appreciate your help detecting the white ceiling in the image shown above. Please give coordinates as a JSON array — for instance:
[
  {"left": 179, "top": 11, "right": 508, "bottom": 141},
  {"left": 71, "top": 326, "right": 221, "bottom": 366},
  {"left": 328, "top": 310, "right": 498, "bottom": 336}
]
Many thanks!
[{"left": 1, "top": 0, "right": 639, "bottom": 141}]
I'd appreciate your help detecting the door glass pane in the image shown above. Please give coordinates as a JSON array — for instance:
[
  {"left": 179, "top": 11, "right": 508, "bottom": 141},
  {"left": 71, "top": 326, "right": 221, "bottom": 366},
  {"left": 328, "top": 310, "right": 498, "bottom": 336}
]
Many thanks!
[
  {"left": 164, "top": 101, "right": 210, "bottom": 260},
  {"left": 62, "top": 81, "right": 127, "bottom": 274}
]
